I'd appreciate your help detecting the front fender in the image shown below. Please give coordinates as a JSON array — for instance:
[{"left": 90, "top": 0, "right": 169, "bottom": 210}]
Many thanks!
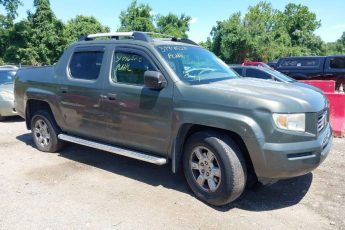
[
  {"left": 173, "top": 107, "right": 264, "bottom": 138},
  {"left": 170, "top": 108, "right": 266, "bottom": 173}
]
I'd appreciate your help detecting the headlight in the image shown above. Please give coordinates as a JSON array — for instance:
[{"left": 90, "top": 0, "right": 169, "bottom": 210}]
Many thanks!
[
  {"left": 0, "top": 91, "right": 14, "bottom": 101},
  {"left": 272, "top": 113, "right": 306, "bottom": 132}
]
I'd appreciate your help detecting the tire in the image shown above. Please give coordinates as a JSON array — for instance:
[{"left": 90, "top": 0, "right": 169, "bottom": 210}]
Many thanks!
[
  {"left": 183, "top": 131, "right": 247, "bottom": 206},
  {"left": 31, "top": 110, "right": 64, "bottom": 152}
]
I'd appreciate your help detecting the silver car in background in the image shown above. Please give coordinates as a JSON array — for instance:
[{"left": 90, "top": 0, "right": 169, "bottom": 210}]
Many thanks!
[{"left": 0, "top": 65, "right": 18, "bottom": 121}]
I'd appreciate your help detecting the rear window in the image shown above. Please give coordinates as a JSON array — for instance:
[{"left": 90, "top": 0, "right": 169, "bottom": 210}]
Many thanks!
[
  {"left": 280, "top": 59, "right": 320, "bottom": 67},
  {"left": 232, "top": 67, "right": 243, "bottom": 75},
  {"left": 246, "top": 69, "right": 271, "bottom": 80},
  {"left": 69, "top": 51, "right": 104, "bottom": 80},
  {"left": 329, "top": 57, "right": 345, "bottom": 69}
]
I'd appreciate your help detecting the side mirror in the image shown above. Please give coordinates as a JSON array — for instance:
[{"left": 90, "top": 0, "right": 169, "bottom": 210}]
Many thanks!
[{"left": 144, "top": 71, "right": 167, "bottom": 90}]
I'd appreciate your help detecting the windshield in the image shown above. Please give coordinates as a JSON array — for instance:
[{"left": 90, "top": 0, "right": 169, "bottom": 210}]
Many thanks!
[
  {"left": 0, "top": 70, "right": 15, "bottom": 84},
  {"left": 264, "top": 68, "right": 295, "bottom": 82},
  {"left": 156, "top": 45, "right": 239, "bottom": 83}
]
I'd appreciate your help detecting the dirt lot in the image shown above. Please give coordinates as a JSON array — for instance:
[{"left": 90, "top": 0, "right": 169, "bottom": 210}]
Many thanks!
[{"left": 0, "top": 117, "right": 344, "bottom": 229}]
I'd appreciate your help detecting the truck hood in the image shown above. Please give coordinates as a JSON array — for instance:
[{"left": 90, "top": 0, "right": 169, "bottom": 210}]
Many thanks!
[{"left": 193, "top": 78, "right": 327, "bottom": 113}]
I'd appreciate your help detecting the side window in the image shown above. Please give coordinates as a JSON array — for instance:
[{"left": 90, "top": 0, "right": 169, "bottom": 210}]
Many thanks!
[
  {"left": 232, "top": 67, "right": 243, "bottom": 76},
  {"left": 301, "top": 59, "right": 319, "bottom": 67},
  {"left": 246, "top": 69, "right": 271, "bottom": 80},
  {"left": 280, "top": 59, "right": 319, "bottom": 67},
  {"left": 69, "top": 51, "right": 104, "bottom": 80},
  {"left": 280, "top": 60, "right": 297, "bottom": 67},
  {"left": 112, "top": 51, "right": 155, "bottom": 85},
  {"left": 329, "top": 57, "right": 345, "bottom": 69}
]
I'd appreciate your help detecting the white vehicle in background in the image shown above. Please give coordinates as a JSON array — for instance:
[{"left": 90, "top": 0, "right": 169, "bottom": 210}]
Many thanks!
[{"left": 0, "top": 65, "right": 18, "bottom": 121}]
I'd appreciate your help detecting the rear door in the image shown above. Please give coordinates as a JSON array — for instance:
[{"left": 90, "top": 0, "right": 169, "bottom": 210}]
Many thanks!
[
  {"left": 58, "top": 46, "right": 108, "bottom": 139},
  {"left": 101, "top": 45, "right": 173, "bottom": 156}
]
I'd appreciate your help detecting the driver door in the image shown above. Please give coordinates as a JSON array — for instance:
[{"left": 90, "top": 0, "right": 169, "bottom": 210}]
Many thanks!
[{"left": 101, "top": 46, "right": 173, "bottom": 156}]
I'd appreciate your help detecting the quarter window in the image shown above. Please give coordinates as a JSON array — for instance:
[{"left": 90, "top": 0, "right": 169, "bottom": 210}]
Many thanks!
[
  {"left": 69, "top": 51, "right": 104, "bottom": 80},
  {"left": 112, "top": 51, "right": 154, "bottom": 85},
  {"left": 329, "top": 57, "right": 345, "bottom": 69}
]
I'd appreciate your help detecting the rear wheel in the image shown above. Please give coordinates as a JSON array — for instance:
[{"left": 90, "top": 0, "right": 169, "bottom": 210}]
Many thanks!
[
  {"left": 183, "top": 131, "right": 247, "bottom": 206},
  {"left": 31, "top": 110, "right": 64, "bottom": 152}
]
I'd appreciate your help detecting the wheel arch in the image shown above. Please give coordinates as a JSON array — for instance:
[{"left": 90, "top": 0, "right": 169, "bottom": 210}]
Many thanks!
[
  {"left": 172, "top": 124, "right": 257, "bottom": 182},
  {"left": 25, "top": 99, "right": 54, "bottom": 130}
]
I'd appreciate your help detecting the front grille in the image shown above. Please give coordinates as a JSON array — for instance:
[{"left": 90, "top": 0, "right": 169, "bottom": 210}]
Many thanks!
[{"left": 317, "top": 110, "right": 328, "bottom": 133}]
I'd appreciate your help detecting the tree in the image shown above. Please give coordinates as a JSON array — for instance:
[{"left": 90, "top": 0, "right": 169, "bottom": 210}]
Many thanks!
[
  {"left": 4, "top": 0, "right": 66, "bottom": 65},
  {"left": 156, "top": 13, "right": 191, "bottom": 38},
  {"left": 4, "top": 19, "right": 38, "bottom": 65},
  {"left": 210, "top": 12, "right": 249, "bottom": 63},
  {"left": 338, "top": 32, "right": 345, "bottom": 47},
  {"left": 325, "top": 32, "right": 345, "bottom": 55},
  {"left": 27, "top": 0, "right": 65, "bottom": 64},
  {"left": 278, "top": 3, "right": 324, "bottom": 55},
  {"left": 207, "top": 1, "right": 325, "bottom": 63},
  {"left": 0, "top": 0, "right": 22, "bottom": 62},
  {"left": 0, "top": 0, "right": 22, "bottom": 22},
  {"left": 199, "top": 38, "right": 212, "bottom": 49},
  {"left": 64, "top": 15, "right": 110, "bottom": 44},
  {"left": 118, "top": 0, "right": 155, "bottom": 32}
]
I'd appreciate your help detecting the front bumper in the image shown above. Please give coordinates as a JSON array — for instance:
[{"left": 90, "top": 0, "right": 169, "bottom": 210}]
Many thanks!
[
  {"left": 256, "top": 124, "right": 333, "bottom": 183},
  {"left": 0, "top": 99, "right": 17, "bottom": 117}
]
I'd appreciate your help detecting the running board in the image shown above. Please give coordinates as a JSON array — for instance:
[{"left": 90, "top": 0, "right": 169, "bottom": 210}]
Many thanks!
[{"left": 58, "top": 134, "right": 167, "bottom": 165}]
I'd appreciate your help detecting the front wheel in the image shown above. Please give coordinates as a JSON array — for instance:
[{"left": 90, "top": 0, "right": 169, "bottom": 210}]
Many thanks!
[
  {"left": 183, "top": 131, "right": 247, "bottom": 206},
  {"left": 31, "top": 110, "right": 64, "bottom": 152}
]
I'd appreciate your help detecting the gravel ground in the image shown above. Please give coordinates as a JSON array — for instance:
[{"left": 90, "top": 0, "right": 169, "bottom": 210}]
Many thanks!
[{"left": 0, "top": 117, "right": 344, "bottom": 230}]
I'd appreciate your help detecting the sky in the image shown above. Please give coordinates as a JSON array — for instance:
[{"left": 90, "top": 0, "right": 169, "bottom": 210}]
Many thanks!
[{"left": 1, "top": 0, "right": 345, "bottom": 43}]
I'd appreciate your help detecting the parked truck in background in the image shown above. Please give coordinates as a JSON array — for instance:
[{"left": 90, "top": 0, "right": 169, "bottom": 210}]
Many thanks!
[
  {"left": 275, "top": 56, "right": 345, "bottom": 91},
  {"left": 14, "top": 32, "right": 333, "bottom": 206}
]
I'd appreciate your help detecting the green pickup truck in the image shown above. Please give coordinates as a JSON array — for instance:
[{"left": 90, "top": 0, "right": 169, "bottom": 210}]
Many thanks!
[{"left": 14, "top": 32, "right": 332, "bottom": 206}]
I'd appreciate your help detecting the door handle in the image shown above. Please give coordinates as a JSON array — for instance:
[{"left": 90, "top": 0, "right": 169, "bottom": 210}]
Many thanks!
[
  {"left": 60, "top": 87, "right": 68, "bottom": 93},
  {"left": 107, "top": 93, "right": 117, "bottom": 100},
  {"left": 100, "top": 93, "right": 117, "bottom": 100}
]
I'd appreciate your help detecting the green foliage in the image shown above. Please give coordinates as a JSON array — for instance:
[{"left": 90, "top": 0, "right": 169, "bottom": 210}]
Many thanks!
[
  {"left": 2, "top": 1, "right": 111, "bottom": 65},
  {"left": 27, "top": 0, "right": 65, "bottom": 64},
  {"left": 156, "top": 13, "right": 191, "bottom": 38},
  {"left": 0, "top": 0, "right": 344, "bottom": 66},
  {"left": 3, "top": 19, "right": 35, "bottom": 65},
  {"left": 4, "top": 0, "right": 65, "bottom": 65},
  {"left": 199, "top": 38, "right": 212, "bottom": 49},
  {"left": 64, "top": 15, "right": 110, "bottom": 44},
  {"left": 118, "top": 0, "right": 156, "bottom": 32},
  {"left": 118, "top": 1, "right": 192, "bottom": 38},
  {"left": 0, "top": 0, "right": 22, "bottom": 22},
  {"left": 325, "top": 32, "right": 345, "bottom": 55},
  {"left": 0, "top": 0, "right": 22, "bottom": 63},
  {"left": 207, "top": 1, "right": 329, "bottom": 63}
]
